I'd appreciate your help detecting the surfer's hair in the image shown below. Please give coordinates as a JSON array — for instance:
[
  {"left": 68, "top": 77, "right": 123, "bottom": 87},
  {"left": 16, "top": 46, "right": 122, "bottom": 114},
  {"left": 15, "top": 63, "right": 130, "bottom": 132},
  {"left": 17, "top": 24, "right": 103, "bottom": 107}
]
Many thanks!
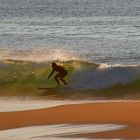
[{"left": 52, "top": 62, "right": 57, "bottom": 67}]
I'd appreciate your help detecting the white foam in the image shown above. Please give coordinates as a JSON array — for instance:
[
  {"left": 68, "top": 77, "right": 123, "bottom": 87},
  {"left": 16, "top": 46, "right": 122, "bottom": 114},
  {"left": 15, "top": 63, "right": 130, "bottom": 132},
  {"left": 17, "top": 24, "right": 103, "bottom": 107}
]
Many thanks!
[
  {"left": 0, "top": 124, "right": 126, "bottom": 140},
  {"left": 0, "top": 99, "right": 139, "bottom": 112},
  {"left": 0, "top": 100, "right": 91, "bottom": 112}
]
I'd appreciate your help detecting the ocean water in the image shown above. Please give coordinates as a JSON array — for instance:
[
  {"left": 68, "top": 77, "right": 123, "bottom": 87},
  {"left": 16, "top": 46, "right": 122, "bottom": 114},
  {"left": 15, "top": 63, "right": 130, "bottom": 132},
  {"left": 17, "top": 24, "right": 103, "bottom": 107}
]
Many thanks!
[
  {"left": 0, "top": 0, "right": 140, "bottom": 65},
  {"left": 0, "top": 0, "right": 140, "bottom": 95}
]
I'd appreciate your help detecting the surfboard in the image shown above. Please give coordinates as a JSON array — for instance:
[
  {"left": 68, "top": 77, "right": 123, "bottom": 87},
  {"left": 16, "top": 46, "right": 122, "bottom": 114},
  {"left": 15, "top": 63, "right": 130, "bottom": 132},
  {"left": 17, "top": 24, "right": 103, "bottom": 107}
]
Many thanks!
[{"left": 38, "top": 87, "right": 58, "bottom": 90}]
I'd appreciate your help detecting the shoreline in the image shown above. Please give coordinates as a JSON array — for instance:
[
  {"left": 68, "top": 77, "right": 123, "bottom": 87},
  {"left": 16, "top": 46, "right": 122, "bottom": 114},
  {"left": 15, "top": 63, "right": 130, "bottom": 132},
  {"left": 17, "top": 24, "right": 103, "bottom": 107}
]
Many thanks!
[{"left": 0, "top": 101, "right": 140, "bottom": 139}]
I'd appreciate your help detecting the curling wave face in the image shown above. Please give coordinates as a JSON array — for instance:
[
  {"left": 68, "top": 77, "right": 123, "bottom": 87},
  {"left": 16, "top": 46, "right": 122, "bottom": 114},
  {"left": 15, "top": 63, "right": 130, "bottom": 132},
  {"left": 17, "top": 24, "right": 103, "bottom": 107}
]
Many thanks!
[{"left": 70, "top": 63, "right": 140, "bottom": 90}]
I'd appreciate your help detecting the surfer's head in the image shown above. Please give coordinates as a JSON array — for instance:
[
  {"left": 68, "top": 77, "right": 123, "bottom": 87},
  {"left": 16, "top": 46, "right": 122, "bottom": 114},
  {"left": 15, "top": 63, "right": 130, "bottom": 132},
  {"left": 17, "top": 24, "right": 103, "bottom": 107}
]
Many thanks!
[{"left": 52, "top": 62, "right": 57, "bottom": 68}]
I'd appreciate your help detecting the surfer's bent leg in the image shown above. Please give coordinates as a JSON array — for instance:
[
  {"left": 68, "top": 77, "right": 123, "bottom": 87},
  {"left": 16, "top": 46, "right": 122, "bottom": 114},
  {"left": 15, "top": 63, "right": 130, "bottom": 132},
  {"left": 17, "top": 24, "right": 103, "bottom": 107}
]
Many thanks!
[
  {"left": 60, "top": 77, "right": 67, "bottom": 85},
  {"left": 59, "top": 70, "right": 67, "bottom": 85},
  {"left": 54, "top": 74, "right": 60, "bottom": 87}
]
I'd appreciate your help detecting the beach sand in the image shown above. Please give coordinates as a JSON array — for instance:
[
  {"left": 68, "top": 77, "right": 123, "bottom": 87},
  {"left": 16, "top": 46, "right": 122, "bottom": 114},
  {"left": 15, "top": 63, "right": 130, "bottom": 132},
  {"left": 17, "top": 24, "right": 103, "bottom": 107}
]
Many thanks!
[{"left": 0, "top": 101, "right": 140, "bottom": 139}]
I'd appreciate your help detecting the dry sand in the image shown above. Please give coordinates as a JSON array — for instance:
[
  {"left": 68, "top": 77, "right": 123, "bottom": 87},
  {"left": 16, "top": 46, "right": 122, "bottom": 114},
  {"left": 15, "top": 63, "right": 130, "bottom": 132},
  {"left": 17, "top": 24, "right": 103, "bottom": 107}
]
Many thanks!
[{"left": 0, "top": 101, "right": 140, "bottom": 139}]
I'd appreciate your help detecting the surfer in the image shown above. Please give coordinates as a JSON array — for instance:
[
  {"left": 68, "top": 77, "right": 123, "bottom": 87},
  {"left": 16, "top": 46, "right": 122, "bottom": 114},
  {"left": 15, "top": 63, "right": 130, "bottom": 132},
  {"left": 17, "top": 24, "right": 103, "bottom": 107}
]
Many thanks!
[{"left": 48, "top": 63, "right": 68, "bottom": 87}]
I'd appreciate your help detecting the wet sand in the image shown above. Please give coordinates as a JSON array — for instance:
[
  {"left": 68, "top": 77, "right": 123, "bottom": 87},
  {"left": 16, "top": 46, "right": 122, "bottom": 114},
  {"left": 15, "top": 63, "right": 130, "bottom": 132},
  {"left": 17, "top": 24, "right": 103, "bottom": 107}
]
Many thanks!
[{"left": 0, "top": 101, "right": 140, "bottom": 139}]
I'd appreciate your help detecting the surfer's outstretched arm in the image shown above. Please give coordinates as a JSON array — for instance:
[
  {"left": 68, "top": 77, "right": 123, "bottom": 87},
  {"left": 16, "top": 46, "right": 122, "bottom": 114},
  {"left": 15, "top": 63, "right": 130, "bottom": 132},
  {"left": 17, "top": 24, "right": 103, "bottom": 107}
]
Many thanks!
[{"left": 48, "top": 70, "right": 55, "bottom": 79}]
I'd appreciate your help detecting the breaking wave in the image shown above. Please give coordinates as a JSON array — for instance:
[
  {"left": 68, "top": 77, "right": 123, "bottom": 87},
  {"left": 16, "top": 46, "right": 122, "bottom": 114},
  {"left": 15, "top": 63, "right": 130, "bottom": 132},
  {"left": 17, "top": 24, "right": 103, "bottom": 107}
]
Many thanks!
[{"left": 0, "top": 59, "right": 140, "bottom": 95}]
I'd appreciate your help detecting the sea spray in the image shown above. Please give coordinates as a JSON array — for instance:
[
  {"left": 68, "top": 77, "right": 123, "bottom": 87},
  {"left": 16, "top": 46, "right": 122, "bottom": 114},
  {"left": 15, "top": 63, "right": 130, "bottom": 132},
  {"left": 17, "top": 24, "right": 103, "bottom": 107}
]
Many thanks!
[{"left": 0, "top": 48, "right": 80, "bottom": 62}]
